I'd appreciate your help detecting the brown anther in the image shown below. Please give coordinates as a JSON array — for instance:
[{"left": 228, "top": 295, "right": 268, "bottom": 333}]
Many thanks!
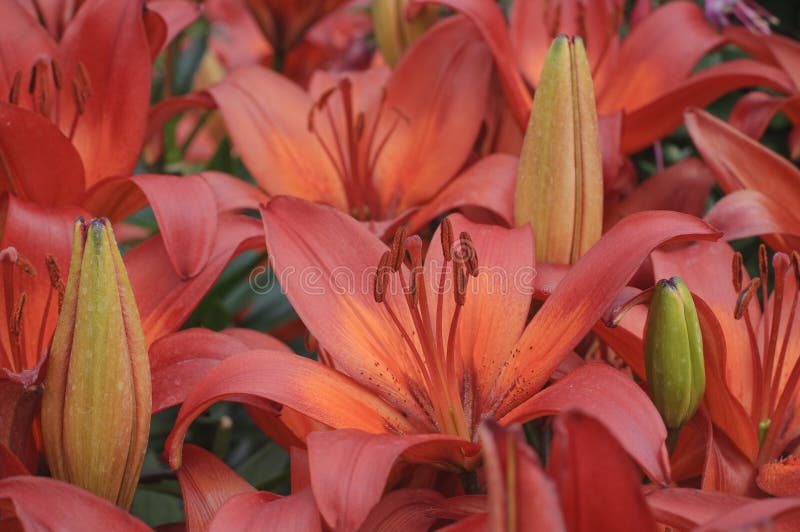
[
  {"left": 735, "top": 278, "right": 761, "bottom": 320},
  {"left": 459, "top": 232, "right": 479, "bottom": 277},
  {"left": 454, "top": 261, "right": 468, "bottom": 306},
  {"left": 50, "top": 59, "right": 62, "bottom": 90},
  {"left": 355, "top": 112, "right": 365, "bottom": 140},
  {"left": 8, "top": 71, "right": 21, "bottom": 104},
  {"left": 759, "top": 244, "right": 769, "bottom": 282},
  {"left": 389, "top": 226, "right": 407, "bottom": 272},
  {"left": 441, "top": 218, "right": 453, "bottom": 261},
  {"left": 71, "top": 78, "right": 86, "bottom": 114},
  {"left": 28, "top": 62, "right": 39, "bottom": 94},
  {"left": 45, "top": 255, "right": 65, "bottom": 311},
  {"left": 75, "top": 61, "right": 92, "bottom": 97},
  {"left": 11, "top": 293, "right": 27, "bottom": 337},
  {"left": 732, "top": 252, "right": 743, "bottom": 292},
  {"left": 792, "top": 251, "right": 800, "bottom": 286},
  {"left": 374, "top": 250, "right": 392, "bottom": 303}
]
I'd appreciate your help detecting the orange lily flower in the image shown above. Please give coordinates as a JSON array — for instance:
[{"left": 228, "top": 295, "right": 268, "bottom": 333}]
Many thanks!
[
  {"left": 407, "top": 0, "right": 792, "bottom": 180},
  {"left": 151, "top": 16, "right": 518, "bottom": 237},
  {"left": 163, "top": 196, "right": 720, "bottom": 529}
]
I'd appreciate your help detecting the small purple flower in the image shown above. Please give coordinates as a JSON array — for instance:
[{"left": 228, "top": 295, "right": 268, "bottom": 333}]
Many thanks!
[{"left": 704, "top": 0, "right": 779, "bottom": 34}]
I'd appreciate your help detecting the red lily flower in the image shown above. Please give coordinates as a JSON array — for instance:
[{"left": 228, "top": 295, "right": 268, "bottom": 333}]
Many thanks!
[
  {"left": 244, "top": 0, "right": 349, "bottom": 55},
  {"left": 407, "top": 0, "right": 792, "bottom": 177},
  {"left": 163, "top": 196, "right": 719, "bottom": 529},
  {"left": 150, "top": 16, "right": 517, "bottom": 237}
]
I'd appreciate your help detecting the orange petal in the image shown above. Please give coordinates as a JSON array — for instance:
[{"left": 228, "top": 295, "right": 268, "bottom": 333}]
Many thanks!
[
  {"left": 176, "top": 444, "right": 256, "bottom": 531},
  {"left": 209, "top": 488, "right": 320, "bottom": 532}
]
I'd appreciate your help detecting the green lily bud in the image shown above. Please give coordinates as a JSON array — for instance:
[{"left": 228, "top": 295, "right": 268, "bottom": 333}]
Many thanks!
[
  {"left": 514, "top": 35, "right": 603, "bottom": 264},
  {"left": 372, "top": 0, "right": 437, "bottom": 66},
  {"left": 644, "top": 277, "right": 705, "bottom": 430},
  {"left": 41, "top": 219, "right": 150, "bottom": 509}
]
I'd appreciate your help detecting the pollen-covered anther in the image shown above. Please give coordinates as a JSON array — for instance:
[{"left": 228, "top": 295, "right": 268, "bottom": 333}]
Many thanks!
[
  {"left": 454, "top": 261, "right": 468, "bottom": 306},
  {"left": 8, "top": 71, "right": 21, "bottom": 105},
  {"left": 45, "top": 254, "right": 66, "bottom": 311},
  {"left": 389, "top": 226, "right": 408, "bottom": 271},
  {"left": 459, "top": 231, "right": 479, "bottom": 277},
  {"left": 10, "top": 293, "right": 27, "bottom": 337},
  {"left": 732, "top": 251, "right": 744, "bottom": 292},
  {"left": 735, "top": 278, "right": 761, "bottom": 320},
  {"left": 440, "top": 218, "right": 453, "bottom": 262},
  {"left": 373, "top": 250, "right": 392, "bottom": 303}
]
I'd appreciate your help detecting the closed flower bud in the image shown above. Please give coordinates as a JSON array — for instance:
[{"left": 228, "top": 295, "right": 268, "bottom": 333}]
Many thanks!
[
  {"left": 514, "top": 35, "right": 603, "bottom": 264},
  {"left": 373, "top": 0, "right": 438, "bottom": 66},
  {"left": 644, "top": 277, "right": 705, "bottom": 430},
  {"left": 41, "top": 219, "right": 151, "bottom": 509}
]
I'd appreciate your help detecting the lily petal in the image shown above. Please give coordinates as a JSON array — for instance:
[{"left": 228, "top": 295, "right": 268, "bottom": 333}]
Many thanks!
[
  {"left": 146, "top": 0, "right": 203, "bottom": 58},
  {"left": 548, "top": 411, "right": 657, "bottom": 531},
  {"left": 375, "top": 15, "right": 492, "bottom": 214},
  {"left": 479, "top": 421, "right": 565, "bottom": 532},
  {"left": 0, "top": 476, "right": 150, "bottom": 531},
  {"left": 307, "top": 429, "right": 478, "bottom": 530},
  {"left": 58, "top": 0, "right": 151, "bottom": 187},
  {"left": 164, "top": 350, "right": 416, "bottom": 469},
  {"left": 704, "top": 189, "right": 800, "bottom": 244},
  {"left": 177, "top": 444, "right": 255, "bottom": 532},
  {"left": 207, "top": 66, "right": 347, "bottom": 209},
  {"left": 409, "top": 0, "right": 530, "bottom": 129},
  {"left": 406, "top": 154, "right": 518, "bottom": 232},
  {"left": 150, "top": 327, "right": 290, "bottom": 412},
  {"left": 0, "top": 103, "right": 85, "bottom": 206},
  {"left": 125, "top": 214, "right": 263, "bottom": 346},
  {"left": 502, "top": 363, "right": 671, "bottom": 485},
  {"left": 209, "top": 488, "right": 320, "bottom": 532}
]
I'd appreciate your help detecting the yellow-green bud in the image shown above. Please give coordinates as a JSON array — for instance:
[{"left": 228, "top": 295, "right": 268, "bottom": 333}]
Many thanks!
[
  {"left": 372, "top": 0, "right": 438, "bottom": 66},
  {"left": 41, "top": 219, "right": 151, "bottom": 509},
  {"left": 514, "top": 35, "right": 603, "bottom": 264},
  {"left": 644, "top": 277, "right": 705, "bottom": 430}
]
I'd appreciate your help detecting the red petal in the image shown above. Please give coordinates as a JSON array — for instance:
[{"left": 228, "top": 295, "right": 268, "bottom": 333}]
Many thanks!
[
  {"left": 307, "top": 429, "right": 478, "bottom": 530},
  {"left": 505, "top": 211, "right": 720, "bottom": 407},
  {"left": 58, "top": 0, "right": 151, "bottom": 186},
  {"left": 0, "top": 2, "right": 56, "bottom": 99},
  {"left": 646, "top": 487, "right": 749, "bottom": 529},
  {"left": 359, "top": 489, "right": 449, "bottom": 531},
  {"left": 199, "top": 171, "right": 269, "bottom": 213},
  {"left": 150, "top": 327, "right": 289, "bottom": 412},
  {"left": 619, "top": 60, "right": 793, "bottom": 153},
  {"left": 695, "top": 498, "right": 800, "bottom": 531},
  {"left": 177, "top": 444, "right": 255, "bottom": 531},
  {"left": 502, "top": 363, "right": 671, "bottom": 485},
  {"left": 729, "top": 91, "right": 787, "bottom": 140},
  {"left": 131, "top": 174, "right": 218, "bottom": 279},
  {"left": 0, "top": 442, "right": 28, "bottom": 479},
  {"left": 125, "top": 214, "right": 263, "bottom": 346},
  {"left": 478, "top": 421, "right": 565, "bottom": 531},
  {"left": 0, "top": 103, "right": 85, "bottom": 206},
  {"left": 209, "top": 488, "right": 320, "bottom": 532},
  {"left": 164, "top": 351, "right": 416, "bottom": 469},
  {"left": 0, "top": 476, "right": 150, "bottom": 531},
  {"left": 608, "top": 158, "right": 714, "bottom": 226},
  {"left": 700, "top": 410, "right": 756, "bottom": 495},
  {"left": 207, "top": 66, "right": 347, "bottom": 209},
  {"left": 704, "top": 189, "right": 800, "bottom": 245},
  {"left": 596, "top": 2, "right": 723, "bottom": 114},
  {"left": 146, "top": 1, "right": 202, "bottom": 57},
  {"left": 548, "top": 411, "right": 656, "bottom": 531},
  {"left": 405, "top": 154, "right": 518, "bottom": 232},
  {"left": 409, "top": 0, "right": 531, "bottom": 129},
  {"left": 374, "top": 15, "right": 492, "bottom": 213}
]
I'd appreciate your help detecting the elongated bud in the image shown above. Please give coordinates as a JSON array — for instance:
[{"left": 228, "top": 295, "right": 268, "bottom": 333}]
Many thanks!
[
  {"left": 644, "top": 277, "right": 705, "bottom": 430},
  {"left": 41, "top": 219, "right": 151, "bottom": 509},
  {"left": 373, "top": 0, "right": 437, "bottom": 66},
  {"left": 514, "top": 35, "right": 603, "bottom": 264}
]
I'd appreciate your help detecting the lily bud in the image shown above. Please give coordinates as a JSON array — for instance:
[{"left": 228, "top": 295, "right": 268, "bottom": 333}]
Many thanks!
[
  {"left": 514, "top": 35, "right": 603, "bottom": 264},
  {"left": 644, "top": 277, "right": 705, "bottom": 430},
  {"left": 373, "top": 0, "right": 437, "bottom": 66},
  {"left": 41, "top": 219, "right": 150, "bottom": 509}
]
